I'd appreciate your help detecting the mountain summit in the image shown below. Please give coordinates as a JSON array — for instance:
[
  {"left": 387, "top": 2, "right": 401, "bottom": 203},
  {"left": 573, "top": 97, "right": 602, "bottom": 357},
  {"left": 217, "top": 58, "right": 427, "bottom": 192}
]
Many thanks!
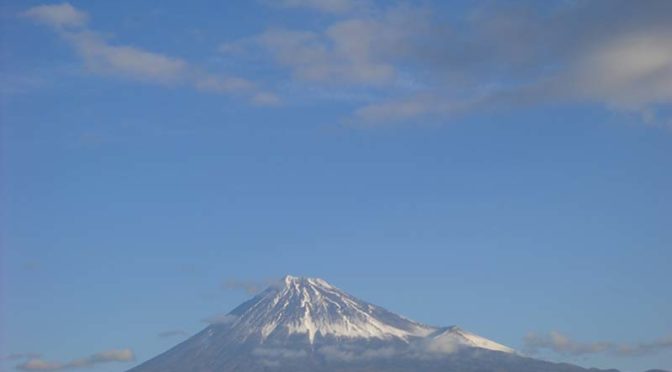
[
  {"left": 226, "top": 275, "right": 436, "bottom": 344},
  {"left": 223, "top": 275, "right": 512, "bottom": 352},
  {"left": 128, "top": 276, "right": 616, "bottom": 372}
]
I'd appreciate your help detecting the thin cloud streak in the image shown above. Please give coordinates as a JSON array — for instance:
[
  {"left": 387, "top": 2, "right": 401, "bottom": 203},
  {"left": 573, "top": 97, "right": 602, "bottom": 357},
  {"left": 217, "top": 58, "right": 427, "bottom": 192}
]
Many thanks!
[
  {"left": 23, "top": 3, "right": 279, "bottom": 105},
  {"left": 524, "top": 332, "right": 672, "bottom": 357},
  {"left": 15, "top": 349, "right": 135, "bottom": 371}
]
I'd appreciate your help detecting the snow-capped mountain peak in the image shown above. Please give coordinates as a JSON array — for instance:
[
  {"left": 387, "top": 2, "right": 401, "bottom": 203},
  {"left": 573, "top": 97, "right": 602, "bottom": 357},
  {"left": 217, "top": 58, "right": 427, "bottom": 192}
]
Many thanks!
[
  {"left": 227, "top": 275, "right": 435, "bottom": 343},
  {"left": 128, "top": 276, "right": 629, "bottom": 372}
]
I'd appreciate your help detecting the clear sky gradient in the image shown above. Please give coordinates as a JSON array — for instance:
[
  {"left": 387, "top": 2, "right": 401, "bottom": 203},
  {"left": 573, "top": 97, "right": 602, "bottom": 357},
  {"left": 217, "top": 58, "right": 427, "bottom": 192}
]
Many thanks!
[{"left": 1, "top": 1, "right": 671, "bottom": 372}]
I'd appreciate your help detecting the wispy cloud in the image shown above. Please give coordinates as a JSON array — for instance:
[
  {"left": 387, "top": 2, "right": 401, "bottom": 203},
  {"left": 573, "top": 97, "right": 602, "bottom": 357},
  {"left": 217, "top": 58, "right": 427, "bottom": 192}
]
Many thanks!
[
  {"left": 252, "top": 5, "right": 431, "bottom": 86},
  {"left": 15, "top": 349, "right": 135, "bottom": 371},
  {"left": 22, "top": 3, "right": 183, "bottom": 84},
  {"left": 226, "top": 0, "right": 672, "bottom": 125},
  {"left": 22, "top": 3, "right": 87, "bottom": 28},
  {"left": 524, "top": 332, "right": 672, "bottom": 357},
  {"left": 61, "top": 30, "right": 188, "bottom": 84},
  {"left": 23, "top": 1, "right": 672, "bottom": 124},
  {"left": 23, "top": 3, "right": 279, "bottom": 105}
]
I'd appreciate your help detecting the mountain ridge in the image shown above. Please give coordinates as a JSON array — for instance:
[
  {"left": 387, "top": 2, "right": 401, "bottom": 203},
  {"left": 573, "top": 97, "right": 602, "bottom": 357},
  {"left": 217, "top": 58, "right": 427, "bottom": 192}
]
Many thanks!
[
  {"left": 127, "top": 275, "right": 621, "bottom": 372},
  {"left": 223, "top": 275, "right": 453, "bottom": 346}
]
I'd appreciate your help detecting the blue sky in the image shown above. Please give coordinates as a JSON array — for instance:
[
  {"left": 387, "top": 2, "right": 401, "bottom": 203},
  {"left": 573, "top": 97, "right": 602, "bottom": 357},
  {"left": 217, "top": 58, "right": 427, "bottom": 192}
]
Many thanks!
[{"left": 1, "top": 1, "right": 671, "bottom": 371}]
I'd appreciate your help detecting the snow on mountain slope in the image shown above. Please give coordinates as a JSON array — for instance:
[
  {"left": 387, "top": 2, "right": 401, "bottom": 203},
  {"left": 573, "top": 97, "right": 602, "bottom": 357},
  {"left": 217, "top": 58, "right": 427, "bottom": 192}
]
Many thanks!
[
  {"left": 428, "top": 326, "right": 515, "bottom": 353},
  {"left": 127, "top": 276, "right": 629, "bottom": 372},
  {"left": 226, "top": 275, "right": 436, "bottom": 343},
  {"left": 220, "top": 275, "right": 512, "bottom": 353}
]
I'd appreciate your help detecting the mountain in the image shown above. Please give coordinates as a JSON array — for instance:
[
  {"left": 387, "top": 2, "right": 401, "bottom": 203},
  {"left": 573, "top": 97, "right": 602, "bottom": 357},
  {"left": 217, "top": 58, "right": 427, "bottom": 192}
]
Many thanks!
[{"left": 128, "top": 275, "right": 618, "bottom": 372}]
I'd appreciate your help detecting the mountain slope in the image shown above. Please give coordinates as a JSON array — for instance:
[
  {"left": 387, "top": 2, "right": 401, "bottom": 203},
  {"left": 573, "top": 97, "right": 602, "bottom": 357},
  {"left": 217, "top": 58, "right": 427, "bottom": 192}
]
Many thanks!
[
  {"left": 128, "top": 275, "right": 618, "bottom": 372},
  {"left": 224, "top": 275, "right": 436, "bottom": 344}
]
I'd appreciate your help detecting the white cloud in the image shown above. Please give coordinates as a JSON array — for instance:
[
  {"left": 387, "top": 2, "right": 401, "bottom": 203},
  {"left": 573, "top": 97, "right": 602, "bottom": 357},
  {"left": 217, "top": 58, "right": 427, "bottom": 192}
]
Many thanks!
[
  {"left": 23, "top": 1, "right": 672, "bottom": 124},
  {"left": 524, "top": 332, "right": 672, "bottom": 357},
  {"left": 16, "top": 359, "right": 64, "bottom": 371},
  {"left": 22, "top": 3, "right": 88, "bottom": 29},
  {"left": 255, "top": 6, "right": 430, "bottom": 86},
  {"left": 62, "top": 31, "right": 188, "bottom": 84},
  {"left": 24, "top": 3, "right": 278, "bottom": 104},
  {"left": 421, "top": 336, "right": 463, "bottom": 355},
  {"left": 566, "top": 33, "right": 672, "bottom": 109},
  {"left": 242, "top": 1, "right": 672, "bottom": 125},
  {"left": 15, "top": 349, "right": 135, "bottom": 371}
]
